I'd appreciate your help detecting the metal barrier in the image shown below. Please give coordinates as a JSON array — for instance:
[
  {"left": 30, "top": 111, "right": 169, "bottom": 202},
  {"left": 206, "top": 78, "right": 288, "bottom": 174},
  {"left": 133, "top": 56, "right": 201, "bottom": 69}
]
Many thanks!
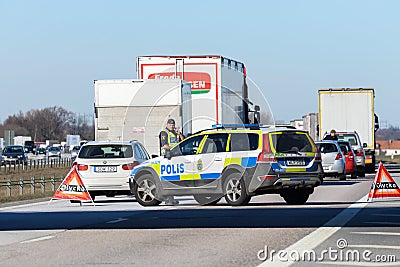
[
  {"left": 1, "top": 157, "right": 72, "bottom": 173},
  {"left": 0, "top": 176, "right": 64, "bottom": 197}
]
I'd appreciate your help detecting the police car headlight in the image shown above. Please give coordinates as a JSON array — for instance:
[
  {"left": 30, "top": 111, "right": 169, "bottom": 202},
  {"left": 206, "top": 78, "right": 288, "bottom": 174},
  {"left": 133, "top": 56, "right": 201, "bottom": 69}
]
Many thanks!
[{"left": 17, "top": 155, "right": 22, "bottom": 158}]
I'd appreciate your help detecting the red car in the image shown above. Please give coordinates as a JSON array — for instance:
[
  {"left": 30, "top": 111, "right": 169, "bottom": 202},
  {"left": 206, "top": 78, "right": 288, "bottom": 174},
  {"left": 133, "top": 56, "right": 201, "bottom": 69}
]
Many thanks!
[{"left": 338, "top": 141, "right": 357, "bottom": 178}]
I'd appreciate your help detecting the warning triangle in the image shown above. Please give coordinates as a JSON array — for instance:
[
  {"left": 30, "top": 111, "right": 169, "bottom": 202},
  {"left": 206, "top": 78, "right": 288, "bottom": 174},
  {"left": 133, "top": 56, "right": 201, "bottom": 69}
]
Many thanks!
[
  {"left": 367, "top": 162, "right": 400, "bottom": 201},
  {"left": 51, "top": 165, "right": 93, "bottom": 201}
]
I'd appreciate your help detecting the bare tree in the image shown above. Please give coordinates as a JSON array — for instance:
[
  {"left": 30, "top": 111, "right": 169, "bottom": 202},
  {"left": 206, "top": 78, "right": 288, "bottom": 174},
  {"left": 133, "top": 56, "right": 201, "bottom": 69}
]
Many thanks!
[{"left": 1, "top": 106, "right": 93, "bottom": 142}]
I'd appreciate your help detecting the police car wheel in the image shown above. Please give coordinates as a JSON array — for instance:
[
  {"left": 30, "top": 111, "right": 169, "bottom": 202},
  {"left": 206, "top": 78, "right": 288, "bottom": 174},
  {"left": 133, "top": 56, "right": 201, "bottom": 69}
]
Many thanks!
[
  {"left": 134, "top": 175, "right": 161, "bottom": 206},
  {"left": 193, "top": 194, "right": 222, "bottom": 205},
  {"left": 223, "top": 173, "right": 251, "bottom": 206}
]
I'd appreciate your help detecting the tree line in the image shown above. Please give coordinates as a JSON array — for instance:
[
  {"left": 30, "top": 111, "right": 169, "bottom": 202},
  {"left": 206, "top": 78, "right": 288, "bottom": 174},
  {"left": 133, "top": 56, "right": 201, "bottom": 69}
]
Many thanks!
[{"left": 0, "top": 106, "right": 94, "bottom": 142}]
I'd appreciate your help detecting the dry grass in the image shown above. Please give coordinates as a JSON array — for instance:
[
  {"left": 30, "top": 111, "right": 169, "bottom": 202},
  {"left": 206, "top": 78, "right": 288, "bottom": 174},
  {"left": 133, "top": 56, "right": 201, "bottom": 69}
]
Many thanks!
[
  {"left": 0, "top": 166, "right": 71, "bottom": 181},
  {"left": 0, "top": 166, "right": 72, "bottom": 203}
]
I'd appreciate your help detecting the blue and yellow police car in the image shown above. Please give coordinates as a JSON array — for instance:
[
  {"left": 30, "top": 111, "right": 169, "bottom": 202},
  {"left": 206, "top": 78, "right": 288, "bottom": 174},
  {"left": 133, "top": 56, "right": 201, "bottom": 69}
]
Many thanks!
[{"left": 129, "top": 124, "right": 324, "bottom": 206}]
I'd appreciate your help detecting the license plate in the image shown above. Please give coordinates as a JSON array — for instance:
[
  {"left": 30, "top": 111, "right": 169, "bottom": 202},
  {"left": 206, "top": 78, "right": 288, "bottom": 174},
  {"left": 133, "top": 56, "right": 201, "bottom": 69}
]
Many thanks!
[
  {"left": 94, "top": 166, "right": 117, "bottom": 172},
  {"left": 286, "top": 159, "right": 305, "bottom": 166}
]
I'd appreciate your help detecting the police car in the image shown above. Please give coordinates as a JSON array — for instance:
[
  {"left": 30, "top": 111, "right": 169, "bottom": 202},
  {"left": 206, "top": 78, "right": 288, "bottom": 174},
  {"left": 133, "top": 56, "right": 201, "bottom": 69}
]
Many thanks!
[{"left": 129, "top": 124, "right": 324, "bottom": 206}]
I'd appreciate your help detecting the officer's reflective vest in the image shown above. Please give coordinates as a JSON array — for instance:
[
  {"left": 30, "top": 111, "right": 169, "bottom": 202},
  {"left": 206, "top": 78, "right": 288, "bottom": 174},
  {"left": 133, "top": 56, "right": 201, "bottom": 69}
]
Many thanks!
[{"left": 160, "top": 130, "right": 179, "bottom": 155}]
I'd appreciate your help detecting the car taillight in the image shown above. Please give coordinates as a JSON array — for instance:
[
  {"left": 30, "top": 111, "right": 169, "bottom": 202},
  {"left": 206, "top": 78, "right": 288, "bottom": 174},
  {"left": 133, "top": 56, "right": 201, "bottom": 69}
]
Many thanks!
[
  {"left": 257, "top": 134, "right": 276, "bottom": 162},
  {"left": 77, "top": 164, "right": 88, "bottom": 171},
  {"left": 314, "top": 151, "right": 321, "bottom": 161},
  {"left": 122, "top": 161, "right": 140, "bottom": 170},
  {"left": 356, "top": 149, "right": 364, "bottom": 157},
  {"left": 335, "top": 153, "right": 342, "bottom": 160}
]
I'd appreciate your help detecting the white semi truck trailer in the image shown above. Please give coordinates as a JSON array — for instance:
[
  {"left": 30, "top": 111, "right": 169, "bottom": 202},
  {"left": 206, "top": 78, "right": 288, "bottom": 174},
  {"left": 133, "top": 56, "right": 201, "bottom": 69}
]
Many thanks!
[
  {"left": 94, "top": 79, "right": 192, "bottom": 156},
  {"left": 137, "top": 55, "right": 260, "bottom": 133}
]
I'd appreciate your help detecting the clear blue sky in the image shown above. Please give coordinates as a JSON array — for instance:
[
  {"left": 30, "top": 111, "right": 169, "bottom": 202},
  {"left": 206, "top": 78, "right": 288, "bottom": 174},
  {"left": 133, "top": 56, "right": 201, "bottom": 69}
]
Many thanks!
[{"left": 1, "top": 0, "right": 399, "bottom": 128}]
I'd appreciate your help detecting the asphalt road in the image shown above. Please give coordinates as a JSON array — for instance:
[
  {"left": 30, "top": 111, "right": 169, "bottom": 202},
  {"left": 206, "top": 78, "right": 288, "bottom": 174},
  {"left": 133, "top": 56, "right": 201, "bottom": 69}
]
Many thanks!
[{"left": 0, "top": 171, "right": 399, "bottom": 266}]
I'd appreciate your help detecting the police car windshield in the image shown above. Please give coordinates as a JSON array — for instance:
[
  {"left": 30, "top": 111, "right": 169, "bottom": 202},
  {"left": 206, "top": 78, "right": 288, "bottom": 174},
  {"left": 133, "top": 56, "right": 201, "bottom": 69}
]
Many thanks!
[{"left": 172, "top": 135, "right": 204, "bottom": 156}]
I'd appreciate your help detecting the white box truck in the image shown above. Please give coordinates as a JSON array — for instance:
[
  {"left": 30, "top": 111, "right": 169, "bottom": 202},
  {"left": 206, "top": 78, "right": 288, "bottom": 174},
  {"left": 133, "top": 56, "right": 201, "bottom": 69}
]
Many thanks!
[
  {"left": 303, "top": 113, "right": 318, "bottom": 141},
  {"left": 318, "top": 88, "right": 379, "bottom": 173},
  {"left": 137, "top": 55, "right": 258, "bottom": 133},
  {"left": 66, "top": 135, "right": 81, "bottom": 150},
  {"left": 94, "top": 79, "right": 192, "bottom": 156},
  {"left": 13, "top": 136, "right": 31, "bottom": 146}
]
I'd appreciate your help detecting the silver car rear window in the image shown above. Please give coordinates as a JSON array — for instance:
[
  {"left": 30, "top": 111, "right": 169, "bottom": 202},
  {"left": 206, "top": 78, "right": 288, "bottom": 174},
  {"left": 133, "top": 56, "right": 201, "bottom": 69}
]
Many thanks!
[
  {"left": 79, "top": 145, "right": 133, "bottom": 159},
  {"left": 316, "top": 143, "right": 338, "bottom": 153}
]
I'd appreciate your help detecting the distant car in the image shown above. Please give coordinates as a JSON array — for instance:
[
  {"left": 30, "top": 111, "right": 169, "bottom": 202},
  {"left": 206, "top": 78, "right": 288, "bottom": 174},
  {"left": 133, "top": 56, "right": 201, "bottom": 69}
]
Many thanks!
[
  {"left": 36, "top": 147, "right": 46, "bottom": 155},
  {"left": 338, "top": 140, "right": 357, "bottom": 179},
  {"left": 47, "top": 146, "right": 61, "bottom": 158},
  {"left": 24, "top": 140, "right": 36, "bottom": 154},
  {"left": 73, "top": 140, "right": 150, "bottom": 200},
  {"left": 315, "top": 140, "right": 346, "bottom": 180},
  {"left": 335, "top": 131, "right": 366, "bottom": 177},
  {"left": 1, "top": 145, "right": 27, "bottom": 164},
  {"left": 70, "top": 146, "right": 81, "bottom": 160}
]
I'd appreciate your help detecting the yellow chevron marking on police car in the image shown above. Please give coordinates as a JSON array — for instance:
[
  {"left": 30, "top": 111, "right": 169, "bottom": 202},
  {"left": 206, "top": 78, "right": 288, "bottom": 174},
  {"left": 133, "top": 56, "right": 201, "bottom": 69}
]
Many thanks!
[
  {"left": 193, "top": 174, "right": 201, "bottom": 180},
  {"left": 224, "top": 158, "right": 242, "bottom": 167},
  {"left": 305, "top": 152, "right": 315, "bottom": 157},
  {"left": 150, "top": 164, "right": 160, "bottom": 175},
  {"left": 285, "top": 168, "right": 306, "bottom": 172}
]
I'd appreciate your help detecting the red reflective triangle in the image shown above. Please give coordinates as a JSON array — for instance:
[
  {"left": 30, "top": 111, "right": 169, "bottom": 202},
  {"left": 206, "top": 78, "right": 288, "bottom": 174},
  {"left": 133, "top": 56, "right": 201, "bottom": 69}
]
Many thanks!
[
  {"left": 52, "top": 165, "right": 92, "bottom": 201},
  {"left": 368, "top": 162, "right": 400, "bottom": 200}
]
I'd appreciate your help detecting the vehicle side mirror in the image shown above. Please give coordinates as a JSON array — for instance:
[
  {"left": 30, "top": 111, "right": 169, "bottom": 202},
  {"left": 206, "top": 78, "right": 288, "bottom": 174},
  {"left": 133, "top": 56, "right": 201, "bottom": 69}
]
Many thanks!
[
  {"left": 363, "top": 143, "right": 367, "bottom": 148},
  {"left": 164, "top": 149, "right": 172, "bottom": 160},
  {"left": 151, "top": 154, "right": 158, "bottom": 158}
]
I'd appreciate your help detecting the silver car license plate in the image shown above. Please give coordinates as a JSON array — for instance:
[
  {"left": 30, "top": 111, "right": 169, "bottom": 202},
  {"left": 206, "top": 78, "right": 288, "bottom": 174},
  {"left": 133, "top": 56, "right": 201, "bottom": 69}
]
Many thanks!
[
  {"left": 94, "top": 166, "right": 117, "bottom": 172},
  {"left": 286, "top": 159, "right": 305, "bottom": 166}
]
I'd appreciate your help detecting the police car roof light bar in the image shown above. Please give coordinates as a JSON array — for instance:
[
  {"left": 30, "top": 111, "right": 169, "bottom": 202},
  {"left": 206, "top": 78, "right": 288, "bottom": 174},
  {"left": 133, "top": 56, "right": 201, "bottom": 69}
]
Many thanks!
[{"left": 211, "top": 124, "right": 265, "bottom": 129}]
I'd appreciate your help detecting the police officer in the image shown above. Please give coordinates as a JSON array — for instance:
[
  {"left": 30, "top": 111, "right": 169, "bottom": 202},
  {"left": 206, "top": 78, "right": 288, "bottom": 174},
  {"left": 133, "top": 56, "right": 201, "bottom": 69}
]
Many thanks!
[
  {"left": 159, "top": 118, "right": 185, "bottom": 155},
  {"left": 324, "top": 129, "right": 338, "bottom": 140},
  {"left": 159, "top": 118, "right": 185, "bottom": 205}
]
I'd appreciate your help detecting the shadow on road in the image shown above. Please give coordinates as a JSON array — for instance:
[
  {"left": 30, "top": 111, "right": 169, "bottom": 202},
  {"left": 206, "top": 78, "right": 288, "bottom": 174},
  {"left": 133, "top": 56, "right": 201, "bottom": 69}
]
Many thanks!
[{"left": 1, "top": 204, "right": 399, "bottom": 231}]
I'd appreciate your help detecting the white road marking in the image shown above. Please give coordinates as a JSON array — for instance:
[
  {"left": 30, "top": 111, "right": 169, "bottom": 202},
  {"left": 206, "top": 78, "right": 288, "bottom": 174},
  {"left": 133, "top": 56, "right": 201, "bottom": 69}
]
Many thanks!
[
  {"left": 0, "top": 200, "right": 50, "bottom": 211},
  {"left": 21, "top": 235, "right": 55, "bottom": 244},
  {"left": 0, "top": 230, "right": 65, "bottom": 246},
  {"left": 349, "top": 244, "right": 400, "bottom": 250},
  {"left": 257, "top": 195, "right": 369, "bottom": 267},
  {"left": 365, "top": 221, "right": 400, "bottom": 226},
  {"left": 106, "top": 218, "right": 128, "bottom": 224},
  {"left": 351, "top": 231, "right": 400, "bottom": 236},
  {"left": 371, "top": 214, "right": 400, "bottom": 217}
]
